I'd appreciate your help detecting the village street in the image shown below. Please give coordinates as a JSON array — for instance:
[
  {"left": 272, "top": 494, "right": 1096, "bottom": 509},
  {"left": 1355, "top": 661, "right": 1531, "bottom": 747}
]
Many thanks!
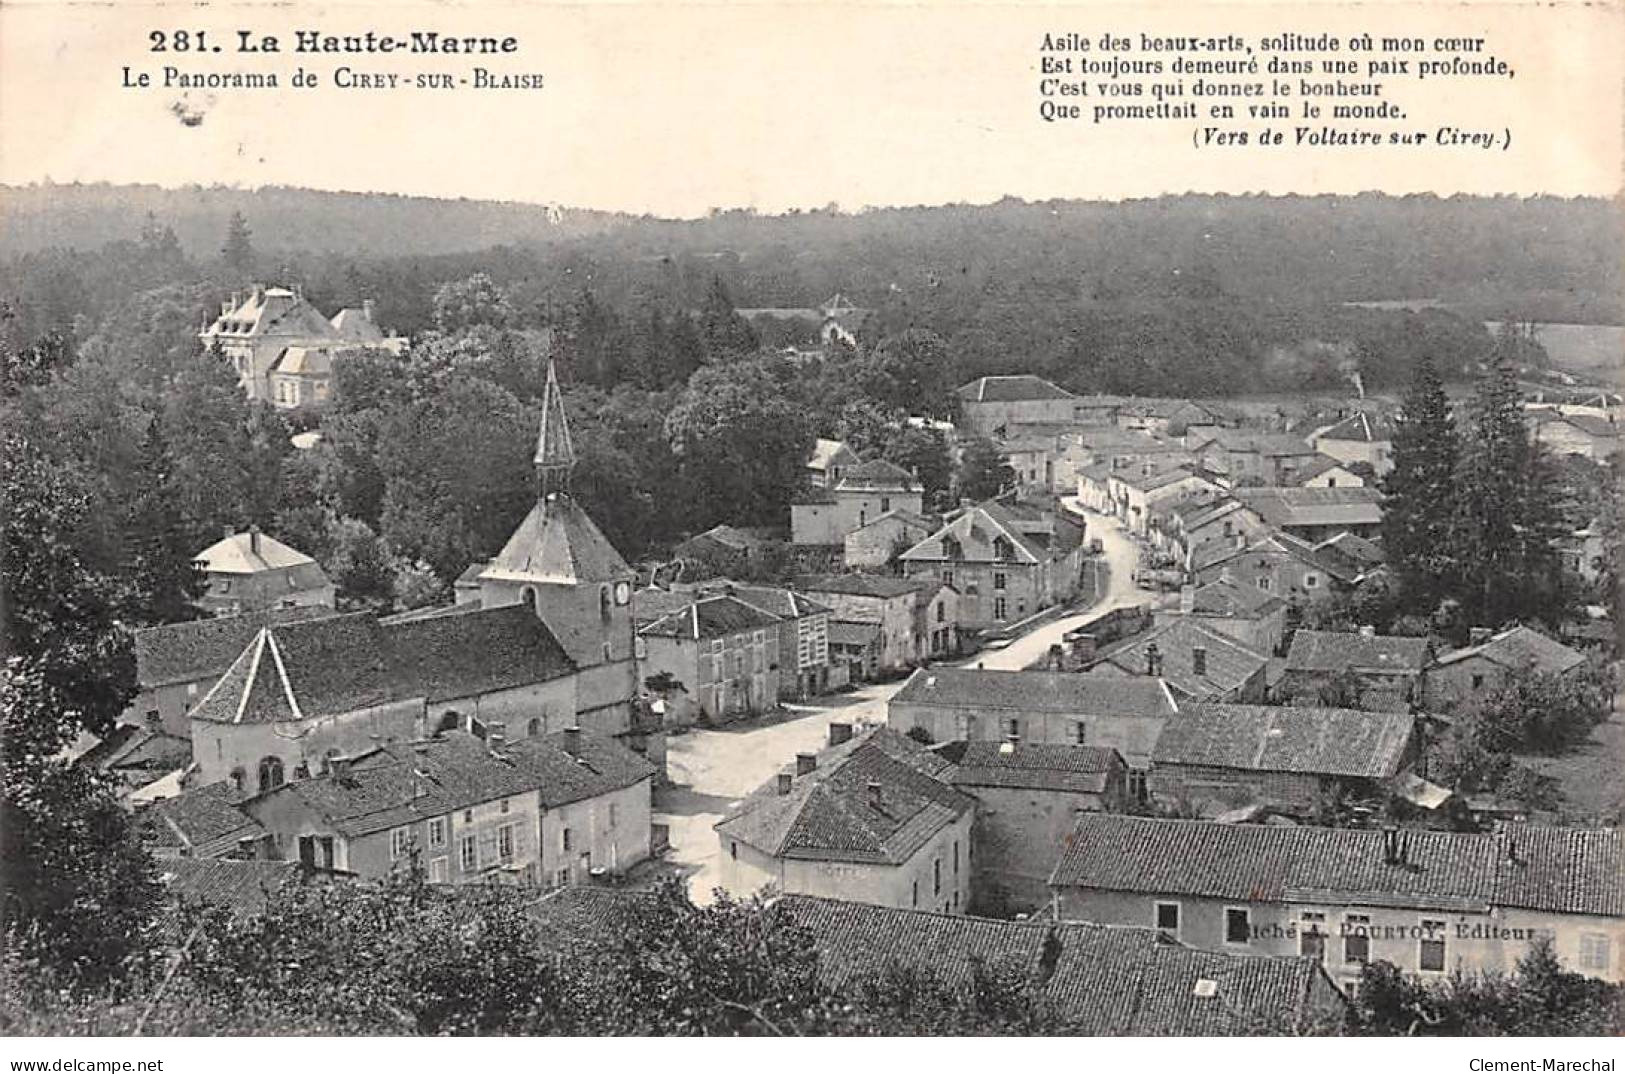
[{"left": 654, "top": 503, "right": 1153, "bottom": 902}]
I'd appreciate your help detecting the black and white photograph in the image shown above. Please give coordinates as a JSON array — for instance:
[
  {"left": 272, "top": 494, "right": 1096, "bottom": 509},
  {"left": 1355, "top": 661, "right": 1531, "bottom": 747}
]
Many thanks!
[{"left": 0, "top": 0, "right": 1622, "bottom": 1054}]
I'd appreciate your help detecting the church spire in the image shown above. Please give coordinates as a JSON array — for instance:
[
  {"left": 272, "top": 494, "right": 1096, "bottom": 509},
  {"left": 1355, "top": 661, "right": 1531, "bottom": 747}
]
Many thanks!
[{"left": 535, "top": 358, "right": 575, "bottom": 498}]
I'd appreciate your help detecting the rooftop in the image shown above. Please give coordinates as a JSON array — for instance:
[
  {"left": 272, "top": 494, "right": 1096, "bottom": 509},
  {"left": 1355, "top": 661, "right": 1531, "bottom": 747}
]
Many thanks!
[
  {"left": 1186, "top": 577, "right": 1286, "bottom": 618},
  {"left": 1152, "top": 703, "right": 1416, "bottom": 779},
  {"left": 1235, "top": 487, "right": 1384, "bottom": 529},
  {"left": 1096, "top": 619, "right": 1268, "bottom": 702},
  {"left": 1433, "top": 625, "right": 1587, "bottom": 676},
  {"left": 637, "top": 593, "right": 783, "bottom": 641},
  {"left": 957, "top": 374, "right": 1077, "bottom": 404},
  {"left": 1050, "top": 815, "right": 1625, "bottom": 918},
  {"left": 1286, "top": 629, "right": 1430, "bottom": 675},
  {"left": 891, "top": 667, "right": 1179, "bottom": 718},
  {"left": 138, "top": 782, "right": 263, "bottom": 852},
  {"left": 797, "top": 572, "right": 929, "bottom": 600},
  {"left": 194, "top": 530, "right": 319, "bottom": 576},
  {"left": 1314, "top": 411, "right": 1395, "bottom": 444},
  {"left": 943, "top": 741, "right": 1125, "bottom": 794},
  {"left": 480, "top": 493, "right": 633, "bottom": 588}
]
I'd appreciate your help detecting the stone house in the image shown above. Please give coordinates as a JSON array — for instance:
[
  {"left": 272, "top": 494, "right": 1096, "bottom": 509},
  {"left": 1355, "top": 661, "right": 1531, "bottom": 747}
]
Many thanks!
[
  {"left": 1235, "top": 487, "right": 1385, "bottom": 543},
  {"left": 1188, "top": 429, "right": 1320, "bottom": 486},
  {"left": 956, "top": 375, "right": 1079, "bottom": 437},
  {"left": 1108, "top": 465, "right": 1223, "bottom": 537},
  {"left": 807, "top": 438, "right": 861, "bottom": 489},
  {"left": 1168, "top": 578, "right": 1288, "bottom": 656},
  {"left": 200, "top": 287, "right": 403, "bottom": 404},
  {"left": 898, "top": 499, "right": 1085, "bottom": 632},
  {"left": 887, "top": 667, "right": 1179, "bottom": 797},
  {"left": 1533, "top": 412, "right": 1621, "bottom": 460},
  {"left": 1423, "top": 625, "right": 1589, "bottom": 712},
  {"left": 843, "top": 509, "right": 936, "bottom": 570},
  {"left": 1309, "top": 412, "right": 1395, "bottom": 475},
  {"left": 137, "top": 781, "right": 268, "bottom": 860},
  {"left": 912, "top": 580, "right": 963, "bottom": 660},
  {"left": 827, "top": 619, "right": 882, "bottom": 683},
  {"left": 1294, "top": 454, "right": 1368, "bottom": 489},
  {"left": 1049, "top": 816, "right": 1625, "bottom": 989},
  {"left": 671, "top": 524, "right": 772, "bottom": 580},
  {"left": 714, "top": 727, "right": 975, "bottom": 915},
  {"left": 193, "top": 528, "right": 335, "bottom": 617},
  {"left": 797, "top": 573, "right": 930, "bottom": 673},
  {"left": 1194, "top": 532, "right": 1359, "bottom": 606},
  {"left": 942, "top": 741, "right": 1127, "bottom": 912},
  {"left": 1280, "top": 629, "right": 1432, "bottom": 711},
  {"left": 692, "top": 582, "right": 833, "bottom": 701},
  {"left": 1147, "top": 704, "right": 1418, "bottom": 815},
  {"left": 636, "top": 594, "right": 782, "bottom": 723},
  {"left": 1161, "top": 497, "right": 1269, "bottom": 575},
  {"left": 792, "top": 459, "right": 926, "bottom": 546}
]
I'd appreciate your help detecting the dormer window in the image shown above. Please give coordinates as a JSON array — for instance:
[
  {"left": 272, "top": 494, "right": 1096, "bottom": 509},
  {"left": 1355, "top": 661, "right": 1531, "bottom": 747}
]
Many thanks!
[
  {"left": 992, "top": 536, "right": 1013, "bottom": 561},
  {"left": 942, "top": 537, "right": 963, "bottom": 562}
]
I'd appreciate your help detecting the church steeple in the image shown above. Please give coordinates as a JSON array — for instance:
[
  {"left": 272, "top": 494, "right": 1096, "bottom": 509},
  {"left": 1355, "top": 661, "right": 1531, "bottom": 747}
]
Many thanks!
[{"left": 534, "top": 358, "right": 575, "bottom": 498}]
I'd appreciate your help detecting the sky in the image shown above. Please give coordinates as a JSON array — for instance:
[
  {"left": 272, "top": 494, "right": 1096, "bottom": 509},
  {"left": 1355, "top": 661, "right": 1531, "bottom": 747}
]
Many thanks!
[{"left": 1, "top": 0, "right": 1620, "bottom": 217}]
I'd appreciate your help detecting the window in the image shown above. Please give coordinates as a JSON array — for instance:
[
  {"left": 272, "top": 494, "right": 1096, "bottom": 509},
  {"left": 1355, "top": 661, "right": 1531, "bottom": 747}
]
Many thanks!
[
  {"left": 1300, "top": 912, "right": 1326, "bottom": 961},
  {"left": 933, "top": 858, "right": 941, "bottom": 895},
  {"left": 1155, "top": 902, "right": 1181, "bottom": 938},
  {"left": 1304, "top": 573, "right": 1320, "bottom": 589},
  {"left": 1580, "top": 933, "right": 1612, "bottom": 971},
  {"left": 993, "top": 572, "right": 1007, "bottom": 590},
  {"left": 1471, "top": 674, "right": 1485, "bottom": 690},
  {"left": 730, "top": 841, "right": 738, "bottom": 861},
  {"left": 1225, "top": 908, "right": 1251, "bottom": 945},
  {"left": 500, "top": 798, "right": 510, "bottom": 814},
  {"left": 390, "top": 826, "right": 411, "bottom": 860},
  {"left": 1257, "top": 577, "right": 1271, "bottom": 592},
  {"left": 428, "top": 858, "right": 448, "bottom": 883},
  {"left": 993, "top": 537, "right": 1012, "bottom": 561},
  {"left": 459, "top": 834, "right": 478, "bottom": 872},
  {"left": 1006, "top": 717, "right": 1021, "bottom": 741},
  {"left": 936, "top": 602, "right": 945, "bottom": 623},
  {"left": 881, "top": 496, "right": 891, "bottom": 513},
  {"left": 463, "top": 809, "right": 473, "bottom": 823},
  {"left": 942, "top": 569, "right": 955, "bottom": 586},
  {"left": 521, "top": 587, "right": 537, "bottom": 612},
  {"left": 257, "top": 756, "right": 285, "bottom": 793},
  {"left": 229, "top": 767, "right": 246, "bottom": 794},
  {"left": 555, "top": 868, "right": 570, "bottom": 888},
  {"left": 953, "top": 841, "right": 960, "bottom": 875},
  {"left": 599, "top": 585, "right": 612, "bottom": 621},
  {"left": 911, "top": 880, "right": 919, "bottom": 907},
  {"left": 428, "top": 817, "right": 447, "bottom": 849},
  {"left": 1344, "top": 914, "right": 1371, "bottom": 964},
  {"left": 562, "top": 827, "right": 573, "bottom": 853},
  {"left": 994, "top": 597, "right": 1008, "bottom": 620},
  {"left": 498, "top": 824, "right": 516, "bottom": 863},
  {"left": 609, "top": 803, "right": 619, "bottom": 829},
  {"left": 186, "top": 682, "right": 199, "bottom": 697},
  {"left": 1418, "top": 919, "right": 1447, "bottom": 971},
  {"left": 1075, "top": 721, "right": 1088, "bottom": 745},
  {"left": 527, "top": 717, "right": 541, "bottom": 738}
]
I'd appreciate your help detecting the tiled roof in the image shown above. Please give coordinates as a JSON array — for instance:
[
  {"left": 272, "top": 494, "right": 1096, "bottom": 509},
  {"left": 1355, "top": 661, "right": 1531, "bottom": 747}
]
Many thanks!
[
  {"left": 898, "top": 502, "right": 1046, "bottom": 566},
  {"left": 778, "top": 896, "right": 1334, "bottom": 1035},
  {"left": 263, "top": 730, "right": 646, "bottom": 838},
  {"left": 1432, "top": 625, "right": 1587, "bottom": 676},
  {"left": 957, "top": 375, "right": 1076, "bottom": 403},
  {"left": 689, "top": 582, "right": 831, "bottom": 621},
  {"left": 84, "top": 724, "right": 191, "bottom": 778},
  {"left": 138, "top": 782, "right": 263, "bottom": 852},
  {"left": 194, "top": 531, "right": 319, "bottom": 575},
  {"left": 1286, "top": 629, "right": 1430, "bottom": 674},
  {"left": 1153, "top": 703, "right": 1415, "bottom": 779},
  {"left": 638, "top": 594, "right": 782, "bottom": 640},
  {"left": 135, "top": 607, "right": 341, "bottom": 689},
  {"left": 1314, "top": 412, "right": 1395, "bottom": 443},
  {"left": 836, "top": 458, "right": 922, "bottom": 492},
  {"left": 158, "top": 857, "right": 299, "bottom": 919},
  {"left": 715, "top": 730, "right": 973, "bottom": 865},
  {"left": 1188, "top": 578, "right": 1285, "bottom": 618},
  {"left": 1293, "top": 454, "right": 1359, "bottom": 483},
  {"left": 1236, "top": 487, "right": 1384, "bottom": 529},
  {"left": 191, "top": 606, "right": 575, "bottom": 724},
  {"left": 891, "top": 667, "right": 1179, "bottom": 718},
  {"left": 945, "top": 741, "right": 1124, "bottom": 794},
  {"left": 848, "top": 509, "right": 933, "bottom": 537},
  {"left": 798, "top": 573, "right": 927, "bottom": 600},
  {"left": 1545, "top": 413, "right": 1621, "bottom": 439},
  {"left": 481, "top": 493, "right": 632, "bottom": 588},
  {"left": 1097, "top": 619, "right": 1268, "bottom": 701},
  {"left": 1314, "top": 532, "right": 1385, "bottom": 573},
  {"left": 808, "top": 438, "right": 858, "bottom": 470},
  {"left": 632, "top": 585, "right": 697, "bottom": 626},
  {"left": 1198, "top": 531, "right": 1363, "bottom": 585},
  {"left": 1050, "top": 815, "right": 1625, "bottom": 918},
  {"left": 1196, "top": 429, "right": 1316, "bottom": 457}
]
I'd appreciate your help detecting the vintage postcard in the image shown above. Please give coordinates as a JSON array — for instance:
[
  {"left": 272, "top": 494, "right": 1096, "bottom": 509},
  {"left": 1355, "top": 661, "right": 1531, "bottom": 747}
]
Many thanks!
[{"left": 0, "top": 0, "right": 1621, "bottom": 1056}]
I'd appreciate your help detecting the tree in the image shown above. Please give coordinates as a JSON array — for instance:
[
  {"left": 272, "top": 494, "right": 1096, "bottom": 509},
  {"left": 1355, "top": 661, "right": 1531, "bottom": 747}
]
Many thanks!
[
  {"left": 392, "top": 558, "right": 448, "bottom": 612},
  {"left": 122, "top": 419, "right": 205, "bottom": 625},
  {"left": 220, "top": 211, "right": 255, "bottom": 282},
  {"left": 0, "top": 658, "right": 160, "bottom": 992},
  {"left": 162, "top": 348, "right": 254, "bottom": 548},
  {"left": 697, "top": 277, "right": 758, "bottom": 362},
  {"left": 956, "top": 437, "right": 1015, "bottom": 502},
  {"left": 1381, "top": 354, "right": 1459, "bottom": 612},
  {"left": 431, "top": 273, "right": 513, "bottom": 335},
  {"left": 856, "top": 329, "right": 958, "bottom": 418},
  {"left": 882, "top": 425, "right": 954, "bottom": 502},
  {"left": 325, "top": 516, "right": 398, "bottom": 611}
]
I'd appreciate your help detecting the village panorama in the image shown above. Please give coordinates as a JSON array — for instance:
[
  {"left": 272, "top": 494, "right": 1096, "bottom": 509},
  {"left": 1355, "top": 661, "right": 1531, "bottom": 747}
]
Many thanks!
[{"left": 1, "top": 187, "right": 1621, "bottom": 1038}]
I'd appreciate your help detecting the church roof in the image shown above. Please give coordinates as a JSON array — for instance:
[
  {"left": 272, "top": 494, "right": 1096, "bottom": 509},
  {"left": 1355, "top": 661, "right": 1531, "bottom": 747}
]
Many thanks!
[
  {"left": 481, "top": 495, "right": 633, "bottom": 586},
  {"left": 534, "top": 359, "right": 575, "bottom": 471}
]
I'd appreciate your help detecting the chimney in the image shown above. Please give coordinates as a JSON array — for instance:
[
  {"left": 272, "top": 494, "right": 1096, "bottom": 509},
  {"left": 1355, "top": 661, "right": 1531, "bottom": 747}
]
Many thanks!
[
  {"left": 562, "top": 725, "right": 582, "bottom": 757},
  {"left": 828, "top": 722, "right": 853, "bottom": 747},
  {"left": 775, "top": 771, "right": 793, "bottom": 796},
  {"left": 488, "top": 724, "right": 508, "bottom": 755},
  {"left": 235, "top": 836, "right": 259, "bottom": 860},
  {"left": 1381, "top": 825, "right": 1399, "bottom": 865},
  {"left": 795, "top": 752, "right": 817, "bottom": 776},
  {"left": 1468, "top": 627, "right": 1493, "bottom": 647},
  {"left": 144, "top": 709, "right": 163, "bottom": 728},
  {"left": 866, "top": 781, "right": 883, "bottom": 809},
  {"left": 1192, "top": 646, "right": 1207, "bottom": 677},
  {"left": 1048, "top": 642, "right": 1064, "bottom": 671},
  {"left": 331, "top": 756, "right": 352, "bottom": 779},
  {"left": 1146, "top": 642, "right": 1163, "bottom": 677},
  {"left": 1072, "top": 633, "right": 1098, "bottom": 662},
  {"left": 363, "top": 298, "right": 376, "bottom": 322},
  {"left": 248, "top": 524, "right": 261, "bottom": 555},
  {"left": 1179, "top": 584, "right": 1197, "bottom": 614}
]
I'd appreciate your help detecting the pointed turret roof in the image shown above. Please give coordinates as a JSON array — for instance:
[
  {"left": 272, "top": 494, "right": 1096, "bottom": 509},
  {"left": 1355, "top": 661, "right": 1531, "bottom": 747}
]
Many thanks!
[{"left": 535, "top": 358, "right": 575, "bottom": 473}]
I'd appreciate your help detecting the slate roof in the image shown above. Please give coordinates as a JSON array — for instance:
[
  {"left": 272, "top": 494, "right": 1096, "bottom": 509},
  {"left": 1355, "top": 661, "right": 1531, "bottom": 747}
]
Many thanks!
[
  {"left": 637, "top": 594, "right": 782, "bottom": 640},
  {"left": 330, "top": 306, "right": 385, "bottom": 341},
  {"left": 261, "top": 730, "right": 647, "bottom": 838},
  {"left": 481, "top": 493, "right": 633, "bottom": 587},
  {"left": 190, "top": 606, "right": 576, "bottom": 725},
  {"left": 1187, "top": 578, "right": 1285, "bottom": 618},
  {"left": 891, "top": 667, "right": 1179, "bottom": 718},
  {"left": 957, "top": 375, "right": 1076, "bottom": 403},
  {"left": 206, "top": 287, "right": 339, "bottom": 341},
  {"left": 945, "top": 741, "right": 1124, "bottom": 794},
  {"left": 1153, "top": 703, "right": 1415, "bottom": 779},
  {"left": 1432, "top": 625, "right": 1587, "bottom": 676},
  {"left": 1314, "top": 412, "right": 1394, "bottom": 443},
  {"left": 1236, "top": 487, "right": 1384, "bottom": 529},
  {"left": 1286, "top": 629, "right": 1430, "bottom": 675},
  {"left": 808, "top": 438, "right": 858, "bottom": 471},
  {"left": 1050, "top": 815, "right": 1625, "bottom": 918},
  {"left": 138, "top": 782, "right": 263, "bottom": 853},
  {"left": 798, "top": 573, "right": 928, "bottom": 600},
  {"left": 1097, "top": 619, "right": 1267, "bottom": 702},
  {"left": 1196, "top": 429, "right": 1318, "bottom": 457},
  {"left": 194, "top": 530, "right": 319, "bottom": 575},
  {"left": 715, "top": 730, "right": 974, "bottom": 865},
  {"left": 271, "top": 345, "right": 333, "bottom": 377}
]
